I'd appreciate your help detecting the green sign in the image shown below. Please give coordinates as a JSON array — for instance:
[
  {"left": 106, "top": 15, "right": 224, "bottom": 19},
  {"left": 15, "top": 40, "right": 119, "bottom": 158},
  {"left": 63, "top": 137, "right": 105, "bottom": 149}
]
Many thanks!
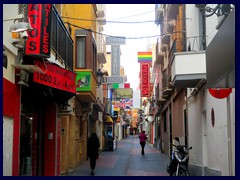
[{"left": 76, "top": 71, "right": 91, "bottom": 91}]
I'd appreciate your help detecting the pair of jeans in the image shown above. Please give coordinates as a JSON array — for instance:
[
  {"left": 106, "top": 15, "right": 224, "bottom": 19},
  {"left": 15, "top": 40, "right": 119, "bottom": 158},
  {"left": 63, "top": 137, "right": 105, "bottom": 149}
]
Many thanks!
[{"left": 140, "top": 141, "right": 146, "bottom": 155}]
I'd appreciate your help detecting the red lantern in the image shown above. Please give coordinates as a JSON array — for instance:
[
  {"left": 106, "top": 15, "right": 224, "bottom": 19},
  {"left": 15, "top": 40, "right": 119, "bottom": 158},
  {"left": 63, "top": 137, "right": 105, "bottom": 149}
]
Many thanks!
[{"left": 208, "top": 88, "right": 232, "bottom": 99}]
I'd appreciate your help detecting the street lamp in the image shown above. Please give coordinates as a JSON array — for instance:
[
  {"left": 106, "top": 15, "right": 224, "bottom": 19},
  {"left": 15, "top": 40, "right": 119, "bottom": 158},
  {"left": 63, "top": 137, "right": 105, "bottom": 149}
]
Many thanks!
[{"left": 96, "top": 69, "right": 103, "bottom": 87}]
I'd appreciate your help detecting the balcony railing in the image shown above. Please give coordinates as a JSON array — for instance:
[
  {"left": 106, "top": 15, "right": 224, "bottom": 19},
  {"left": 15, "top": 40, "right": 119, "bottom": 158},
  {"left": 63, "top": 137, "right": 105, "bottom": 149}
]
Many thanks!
[{"left": 51, "top": 6, "right": 74, "bottom": 70}]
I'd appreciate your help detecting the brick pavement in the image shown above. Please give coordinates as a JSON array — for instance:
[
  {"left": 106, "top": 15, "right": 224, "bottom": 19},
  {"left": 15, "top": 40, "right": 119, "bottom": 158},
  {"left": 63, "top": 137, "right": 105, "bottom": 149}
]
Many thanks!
[{"left": 68, "top": 135, "right": 169, "bottom": 176}]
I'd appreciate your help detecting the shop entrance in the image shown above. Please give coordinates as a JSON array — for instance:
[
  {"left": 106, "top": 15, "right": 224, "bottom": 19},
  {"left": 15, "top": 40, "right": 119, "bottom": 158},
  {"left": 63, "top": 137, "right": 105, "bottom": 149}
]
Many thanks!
[{"left": 20, "top": 106, "right": 33, "bottom": 176}]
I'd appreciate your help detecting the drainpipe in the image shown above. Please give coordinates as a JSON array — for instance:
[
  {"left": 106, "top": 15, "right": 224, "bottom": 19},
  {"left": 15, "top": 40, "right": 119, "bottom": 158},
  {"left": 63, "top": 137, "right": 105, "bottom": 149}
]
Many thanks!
[
  {"left": 182, "top": 4, "right": 186, "bottom": 52},
  {"left": 201, "top": 10, "right": 207, "bottom": 50},
  {"left": 227, "top": 96, "right": 233, "bottom": 175}
]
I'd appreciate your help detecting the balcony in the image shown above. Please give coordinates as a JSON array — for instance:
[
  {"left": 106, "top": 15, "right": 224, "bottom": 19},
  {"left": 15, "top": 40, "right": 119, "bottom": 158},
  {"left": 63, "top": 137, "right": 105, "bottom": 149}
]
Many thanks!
[
  {"left": 161, "top": 69, "right": 172, "bottom": 99},
  {"left": 155, "top": 4, "right": 164, "bottom": 25},
  {"left": 171, "top": 51, "right": 206, "bottom": 88},
  {"left": 155, "top": 38, "right": 166, "bottom": 64},
  {"left": 75, "top": 69, "right": 97, "bottom": 103},
  {"left": 97, "top": 37, "right": 107, "bottom": 64}
]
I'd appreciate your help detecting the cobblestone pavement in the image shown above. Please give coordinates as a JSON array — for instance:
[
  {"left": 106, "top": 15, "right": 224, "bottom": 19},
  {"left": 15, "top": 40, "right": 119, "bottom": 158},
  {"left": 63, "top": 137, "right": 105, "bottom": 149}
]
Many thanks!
[{"left": 67, "top": 135, "right": 169, "bottom": 176}]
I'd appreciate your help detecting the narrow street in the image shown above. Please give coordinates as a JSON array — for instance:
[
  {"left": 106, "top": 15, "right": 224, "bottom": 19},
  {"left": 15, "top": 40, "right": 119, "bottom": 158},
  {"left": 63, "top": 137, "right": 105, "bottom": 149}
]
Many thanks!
[{"left": 68, "top": 135, "right": 169, "bottom": 176}]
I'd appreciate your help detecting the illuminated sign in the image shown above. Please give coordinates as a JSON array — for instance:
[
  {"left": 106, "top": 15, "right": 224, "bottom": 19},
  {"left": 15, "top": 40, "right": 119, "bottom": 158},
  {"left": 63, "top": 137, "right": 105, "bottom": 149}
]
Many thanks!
[
  {"left": 25, "top": 4, "right": 52, "bottom": 58},
  {"left": 33, "top": 59, "right": 76, "bottom": 93},
  {"left": 140, "top": 63, "right": 150, "bottom": 97}
]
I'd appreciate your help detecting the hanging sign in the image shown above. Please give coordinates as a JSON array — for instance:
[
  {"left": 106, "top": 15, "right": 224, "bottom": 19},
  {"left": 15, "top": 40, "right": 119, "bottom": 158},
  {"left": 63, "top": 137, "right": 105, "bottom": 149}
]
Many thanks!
[
  {"left": 140, "top": 63, "right": 150, "bottom": 97},
  {"left": 208, "top": 88, "right": 232, "bottom": 99},
  {"left": 33, "top": 59, "right": 76, "bottom": 93},
  {"left": 25, "top": 4, "right": 52, "bottom": 58}
]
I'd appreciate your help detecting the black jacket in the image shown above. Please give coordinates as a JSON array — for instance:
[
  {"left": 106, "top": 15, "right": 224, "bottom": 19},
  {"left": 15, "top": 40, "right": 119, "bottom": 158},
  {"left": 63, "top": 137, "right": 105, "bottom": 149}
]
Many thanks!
[{"left": 87, "top": 133, "right": 100, "bottom": 158}]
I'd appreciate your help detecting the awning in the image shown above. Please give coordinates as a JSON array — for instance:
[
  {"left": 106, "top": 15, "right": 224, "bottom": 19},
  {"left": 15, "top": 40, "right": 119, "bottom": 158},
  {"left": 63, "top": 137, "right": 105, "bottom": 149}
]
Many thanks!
[{"left": 105, "top": 115, "right": 113, "bottom": 123}]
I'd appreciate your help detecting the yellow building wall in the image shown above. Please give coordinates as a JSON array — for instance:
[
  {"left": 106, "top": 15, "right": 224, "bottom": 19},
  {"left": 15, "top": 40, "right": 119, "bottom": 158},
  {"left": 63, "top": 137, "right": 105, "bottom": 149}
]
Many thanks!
[
  {"left": 61, "top": 4, "right": 97, "bottom": 37},
  {"left": 61, "top": 4, "right": 97, "bottom": 69}
]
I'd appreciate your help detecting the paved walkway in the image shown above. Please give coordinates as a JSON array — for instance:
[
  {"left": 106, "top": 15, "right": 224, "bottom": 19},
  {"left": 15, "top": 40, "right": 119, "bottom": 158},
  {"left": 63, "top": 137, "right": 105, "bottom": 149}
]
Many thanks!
[{"left": 67, "top": 135, "right": 169, "bottom": 176}]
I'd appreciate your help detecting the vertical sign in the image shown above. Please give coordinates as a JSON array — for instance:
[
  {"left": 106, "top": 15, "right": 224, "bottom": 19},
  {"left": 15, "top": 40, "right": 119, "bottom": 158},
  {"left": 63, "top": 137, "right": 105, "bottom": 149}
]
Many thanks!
[
  {"left": 140, "top": 63, "right": 150, "bottom": 97},
  {"left": 111, "top": 45, "right": 120, "bottom": 76},
  {"left": 25, "top": 4, "right": 52, "bottom": 58},
  {"left": 106, "top": 36, "right": 125, "bottom": 77}
]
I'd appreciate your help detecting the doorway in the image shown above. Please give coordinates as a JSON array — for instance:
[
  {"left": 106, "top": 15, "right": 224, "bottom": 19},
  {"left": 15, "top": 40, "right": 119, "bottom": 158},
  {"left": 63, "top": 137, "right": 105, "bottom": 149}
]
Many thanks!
[{"left": 20, "top": 108, "right": 33, "bottom": 176}]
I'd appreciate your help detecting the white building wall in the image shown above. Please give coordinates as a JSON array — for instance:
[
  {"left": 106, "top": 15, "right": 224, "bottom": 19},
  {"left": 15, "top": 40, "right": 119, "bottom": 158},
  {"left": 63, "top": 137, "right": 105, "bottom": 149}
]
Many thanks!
[
  {"left": 3, "top": 4, "right": 19, "bottom": 83},
  {"left": 186, "top": 4, "right": 235, "bottom": 175},
  {"left": 3, "top": 116, "right": 14, "bottom": 176},
  {"left": 188, "top": 88, "right": 235, "bottom": 175}
]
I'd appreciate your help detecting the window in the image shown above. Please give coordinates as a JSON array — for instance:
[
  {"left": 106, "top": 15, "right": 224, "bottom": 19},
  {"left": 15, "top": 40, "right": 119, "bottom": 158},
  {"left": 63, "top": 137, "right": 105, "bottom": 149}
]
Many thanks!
[{"left": 76, "top": 36, "right": 86, "bottom": 68}]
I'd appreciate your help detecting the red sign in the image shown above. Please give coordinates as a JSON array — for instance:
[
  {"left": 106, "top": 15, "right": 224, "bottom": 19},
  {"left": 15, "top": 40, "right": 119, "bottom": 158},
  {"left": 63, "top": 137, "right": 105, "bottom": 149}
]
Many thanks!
[
  {"left": 25, "top": 4, "right": 52, "bottom": 58},
  {"left": 208, "top": 88, "right": 232, "bottom": 99},
  {"left": 140, "top": 63, "right": 150, "bottom": 97},
  {"left": 33, "top": 59, "right": 76, "bottom": 94}
]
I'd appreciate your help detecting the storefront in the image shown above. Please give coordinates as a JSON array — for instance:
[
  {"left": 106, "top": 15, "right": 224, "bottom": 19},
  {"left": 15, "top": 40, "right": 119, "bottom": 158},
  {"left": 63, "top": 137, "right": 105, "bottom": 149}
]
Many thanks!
[
  {"left": 19, "top": 57, "right": 76, "bottom": 175},
  {"left": 104, "top": 115, "right": 113, "bottom": 151}
]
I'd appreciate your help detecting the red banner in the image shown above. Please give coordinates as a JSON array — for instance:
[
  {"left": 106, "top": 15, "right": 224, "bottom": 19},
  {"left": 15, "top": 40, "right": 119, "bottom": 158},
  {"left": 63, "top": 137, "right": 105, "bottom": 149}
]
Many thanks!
[
  {"left": 140, "top": 63, "right": 150, "bottom": 97},
  {"left": 33, "top": 59, "right": 76, "bottom": 94},
  {"left": 25, "top": 4, "right": 52, "bottom": 57}
]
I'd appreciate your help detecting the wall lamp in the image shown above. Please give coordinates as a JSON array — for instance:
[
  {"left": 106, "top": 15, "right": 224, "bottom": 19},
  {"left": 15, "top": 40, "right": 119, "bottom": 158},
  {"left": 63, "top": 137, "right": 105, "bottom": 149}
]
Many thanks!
[
  {"left": 96, "top": 69, "right": 103, "bottom": 87},
  {"left": 196, "top": 4, "right": 234, "bottom": 17}
]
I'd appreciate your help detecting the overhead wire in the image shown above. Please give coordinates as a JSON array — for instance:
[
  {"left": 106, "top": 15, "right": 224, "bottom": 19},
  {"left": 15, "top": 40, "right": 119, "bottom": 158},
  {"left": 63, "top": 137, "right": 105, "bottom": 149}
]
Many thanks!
[
  {"left": 106, "top": 10, "right": 155, "bottom": 20},
  {"left": 64, "top": 21, "right": 185, "bottom": 40},
  {"left": 61, "top": 16, "right": 191, "bottom": 24}
]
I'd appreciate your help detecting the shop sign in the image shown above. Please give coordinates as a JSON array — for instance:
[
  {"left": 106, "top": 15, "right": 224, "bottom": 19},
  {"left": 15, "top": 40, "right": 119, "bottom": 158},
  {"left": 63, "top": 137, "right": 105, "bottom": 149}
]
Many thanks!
[
  {"left": 75, "top": 71, "right": 91, "bottom": 91},
  {"left": 33, "top": 59, "right": 76, "bottom": 93},
  {"left": 106, "top": 36, "right": 126, "bottom": 45},
  {"left": 25, "top": 4, "right": 52, "bottom": 58},
  {"left": 140, "top": 63, "right": 150, "bottom": 97},
  {"left": 115, "top": 88, "right": 133, "bottom": 98}
]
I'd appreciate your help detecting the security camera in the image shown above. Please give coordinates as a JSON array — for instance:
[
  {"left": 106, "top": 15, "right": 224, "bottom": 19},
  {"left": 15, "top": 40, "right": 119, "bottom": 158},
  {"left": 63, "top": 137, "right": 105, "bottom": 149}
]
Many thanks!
[
  {"left": 20, "top": 31, "right": 28, "bottom": 40},
  {"left": 11, "top": 31, "right": 28, "bottom": 49}
]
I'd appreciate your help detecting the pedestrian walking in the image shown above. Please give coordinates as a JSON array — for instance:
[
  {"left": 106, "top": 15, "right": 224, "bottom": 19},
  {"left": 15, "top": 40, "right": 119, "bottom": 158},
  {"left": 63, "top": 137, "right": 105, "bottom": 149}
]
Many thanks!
[
  {"left": 87, "top": 133, "right": 100, "bottom": 175},
  {"left": 139, "top": 130, "right": 148, "bottom": 155}
]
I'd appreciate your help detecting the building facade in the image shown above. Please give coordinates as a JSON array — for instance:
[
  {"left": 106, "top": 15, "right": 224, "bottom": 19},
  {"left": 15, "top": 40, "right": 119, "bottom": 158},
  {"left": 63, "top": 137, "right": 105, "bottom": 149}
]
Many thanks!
[
  {"left": 154, "top": 4, "right": 235, "bottom": 176},
  {"left": 3, "top": 4, "right": 76, "bottom": 176}
]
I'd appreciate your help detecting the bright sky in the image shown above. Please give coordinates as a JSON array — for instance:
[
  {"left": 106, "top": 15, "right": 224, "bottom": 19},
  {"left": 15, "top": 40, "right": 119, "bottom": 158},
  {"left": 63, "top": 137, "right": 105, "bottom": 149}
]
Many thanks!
[{"left": 104, "top": 4, "right": 160, "bottom": 91}]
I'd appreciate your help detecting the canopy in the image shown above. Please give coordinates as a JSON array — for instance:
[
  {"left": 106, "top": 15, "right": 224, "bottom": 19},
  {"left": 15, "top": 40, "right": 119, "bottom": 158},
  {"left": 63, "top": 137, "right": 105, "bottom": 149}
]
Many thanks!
[{"left": 105, "top": 115, "right": 113, "bottom": 123}]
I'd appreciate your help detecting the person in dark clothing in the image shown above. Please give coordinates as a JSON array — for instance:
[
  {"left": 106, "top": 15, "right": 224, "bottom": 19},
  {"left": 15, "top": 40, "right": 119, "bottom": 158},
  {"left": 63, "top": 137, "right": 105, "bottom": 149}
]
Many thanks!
[
  {"left": 87, "top": 133, "right": 100, "bottom": 175},
  {"left": 139, "top": 130, "right": 148, "bottom": 155}
]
